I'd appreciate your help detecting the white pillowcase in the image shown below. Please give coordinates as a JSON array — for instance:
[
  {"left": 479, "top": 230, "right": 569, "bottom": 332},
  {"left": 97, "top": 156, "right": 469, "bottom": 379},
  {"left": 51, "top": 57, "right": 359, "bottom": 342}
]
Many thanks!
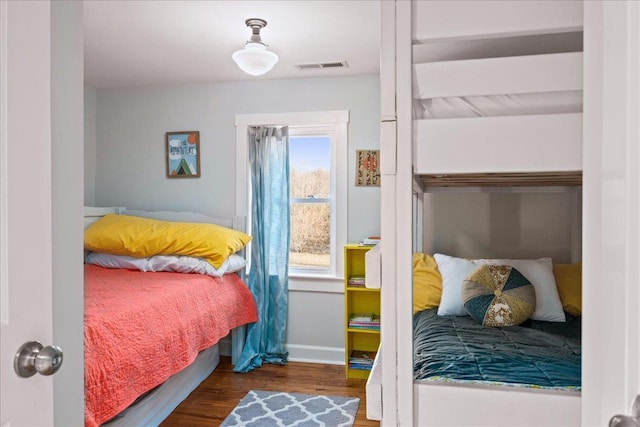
[
  {"left": 434, "top": 253, "right": 566, "bottom": 322},
  {"left": 86, "top": 252, "right": 246, "bottom": 278},
  {"left": 434, "top": 253, "right": 480, "bottom": 317},
  {"left": 473, "top": 257, "right": 565, "bottom": 322}
]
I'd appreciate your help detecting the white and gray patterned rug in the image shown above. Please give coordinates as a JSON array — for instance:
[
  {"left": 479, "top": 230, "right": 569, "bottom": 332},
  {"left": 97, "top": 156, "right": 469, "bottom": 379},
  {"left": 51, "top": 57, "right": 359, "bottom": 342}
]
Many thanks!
[{"left": 220, "top": 390, "right": 360, "bottom": 427}]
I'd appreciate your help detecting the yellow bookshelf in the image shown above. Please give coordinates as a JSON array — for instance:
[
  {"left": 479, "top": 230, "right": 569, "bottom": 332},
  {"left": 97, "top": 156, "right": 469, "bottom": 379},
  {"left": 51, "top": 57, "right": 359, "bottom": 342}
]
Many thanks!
[{"left": 344, "top": 244, "right": 380, "bottom": 379}]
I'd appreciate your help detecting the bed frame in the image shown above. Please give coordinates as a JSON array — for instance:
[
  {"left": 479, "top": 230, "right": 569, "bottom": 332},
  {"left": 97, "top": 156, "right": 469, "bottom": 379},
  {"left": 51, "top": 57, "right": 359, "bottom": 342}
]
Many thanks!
[
  {"left": 84, "top": 206, "right": 248, "bottom": 426},
  {"left": 374, "top": 1, "right": 584, "bottom": 425}
]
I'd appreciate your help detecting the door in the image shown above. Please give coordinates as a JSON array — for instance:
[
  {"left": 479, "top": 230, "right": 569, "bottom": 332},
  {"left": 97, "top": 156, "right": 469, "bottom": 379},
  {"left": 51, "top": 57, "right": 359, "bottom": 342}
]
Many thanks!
[
  {"left": 582, "top": 1, "right": 640, "bottom": 425},
  {"left": 1, "top": 1, "right": 56, "bottom": 425}
]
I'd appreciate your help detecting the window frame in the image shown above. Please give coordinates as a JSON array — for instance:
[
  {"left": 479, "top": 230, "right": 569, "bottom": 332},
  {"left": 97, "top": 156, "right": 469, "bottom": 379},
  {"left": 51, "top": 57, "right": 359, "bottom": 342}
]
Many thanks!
[{"left": 235, "top": 111, "right": 349, "bottom": 281}]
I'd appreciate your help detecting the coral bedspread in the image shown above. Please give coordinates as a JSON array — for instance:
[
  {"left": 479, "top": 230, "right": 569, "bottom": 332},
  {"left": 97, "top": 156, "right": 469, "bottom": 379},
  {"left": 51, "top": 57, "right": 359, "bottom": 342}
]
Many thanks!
[{"left": 84, "top": 265, "right": 257, "bottom": 427}]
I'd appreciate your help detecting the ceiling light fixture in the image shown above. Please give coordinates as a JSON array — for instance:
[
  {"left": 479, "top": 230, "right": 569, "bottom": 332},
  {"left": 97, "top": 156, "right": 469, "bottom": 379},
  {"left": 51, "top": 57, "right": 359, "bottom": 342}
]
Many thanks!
[{"left": 232, "top": 18, "right": 279, "bottom": 76}]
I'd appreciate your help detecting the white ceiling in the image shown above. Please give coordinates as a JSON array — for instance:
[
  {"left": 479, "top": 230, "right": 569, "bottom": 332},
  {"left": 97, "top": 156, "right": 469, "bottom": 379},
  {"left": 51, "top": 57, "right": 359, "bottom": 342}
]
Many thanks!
[{"left": 83, "top": 0, "right": 381, "bottom": 89}]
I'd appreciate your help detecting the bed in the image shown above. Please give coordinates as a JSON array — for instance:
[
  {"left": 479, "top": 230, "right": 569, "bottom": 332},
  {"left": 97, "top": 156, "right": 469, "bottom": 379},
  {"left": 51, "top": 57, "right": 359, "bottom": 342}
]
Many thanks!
[
  {"left": 83, "top": 207, "right": 257, "bottom": 427},
  {"left": 375, "top": 1, "right": 585, "bottom": 425},
  {"left": 414, "top": 309, "right": 581, "bottom": 390}
]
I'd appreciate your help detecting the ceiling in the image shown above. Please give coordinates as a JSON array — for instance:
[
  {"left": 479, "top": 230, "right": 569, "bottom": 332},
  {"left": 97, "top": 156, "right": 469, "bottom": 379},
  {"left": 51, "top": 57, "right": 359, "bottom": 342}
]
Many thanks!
[{"left": 83, "top": 0, "right": 381, "bottom": 89}]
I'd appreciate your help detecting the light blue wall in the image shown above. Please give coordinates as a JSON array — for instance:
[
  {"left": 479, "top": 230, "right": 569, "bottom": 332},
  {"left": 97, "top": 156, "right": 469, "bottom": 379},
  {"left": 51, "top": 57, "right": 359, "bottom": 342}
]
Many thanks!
[
  {"left": 87, "top": 75, "right": 381, "bottom": 362},
  {"left": 91, "top": 75, "right": 381, "bottom": 243}
]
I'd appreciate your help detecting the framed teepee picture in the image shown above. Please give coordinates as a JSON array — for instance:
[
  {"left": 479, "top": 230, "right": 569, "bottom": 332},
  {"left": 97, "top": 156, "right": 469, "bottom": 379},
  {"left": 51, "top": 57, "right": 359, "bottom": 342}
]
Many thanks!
[{"left": 165, "top": 131, "right": 201, "bottom": 178}]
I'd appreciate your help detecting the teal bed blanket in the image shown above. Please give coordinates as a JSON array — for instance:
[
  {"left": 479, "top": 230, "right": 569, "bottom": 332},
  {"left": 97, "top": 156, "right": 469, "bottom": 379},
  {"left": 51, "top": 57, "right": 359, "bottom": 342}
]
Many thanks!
[{"left": 413, "top": 309, "right": 581, "bottom": 390}]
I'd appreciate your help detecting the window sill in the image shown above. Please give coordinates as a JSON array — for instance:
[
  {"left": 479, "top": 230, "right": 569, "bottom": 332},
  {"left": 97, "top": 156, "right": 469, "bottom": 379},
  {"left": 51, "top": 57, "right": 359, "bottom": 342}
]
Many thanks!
[{"left": 288, "top": 274, "right": 343, "bottom": 293}]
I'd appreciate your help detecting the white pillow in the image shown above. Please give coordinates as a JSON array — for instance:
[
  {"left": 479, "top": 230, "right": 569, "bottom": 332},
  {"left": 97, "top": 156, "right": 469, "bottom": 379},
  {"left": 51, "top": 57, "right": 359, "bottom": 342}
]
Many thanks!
[
  {"left": 434, "top": 253, "right": 479, "bottom": 316},
  {"left": 473, "top": 257, "right": 565, "bottom": 322},
  {"left": 86, "top": 252, "right": 246, "bottom": 277}
]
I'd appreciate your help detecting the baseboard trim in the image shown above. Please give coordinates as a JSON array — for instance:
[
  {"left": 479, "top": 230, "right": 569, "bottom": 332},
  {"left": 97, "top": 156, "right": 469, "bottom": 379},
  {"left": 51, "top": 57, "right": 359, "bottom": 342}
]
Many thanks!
[
  {"left": 219, "top": 339, "right": 344, "bottom": 366},
  {"left": 287, "top": 344, "right": 345, "bottom": 365}
]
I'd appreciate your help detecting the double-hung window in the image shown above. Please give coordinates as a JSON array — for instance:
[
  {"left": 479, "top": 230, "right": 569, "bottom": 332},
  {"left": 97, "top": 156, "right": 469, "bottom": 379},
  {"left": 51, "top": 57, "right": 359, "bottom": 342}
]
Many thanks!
[
  {"left": 235, "top": 111, "right": 348, "bottom": 280},
  {"left": 289, "top": 126, "right": 333, "bottom": 274}
]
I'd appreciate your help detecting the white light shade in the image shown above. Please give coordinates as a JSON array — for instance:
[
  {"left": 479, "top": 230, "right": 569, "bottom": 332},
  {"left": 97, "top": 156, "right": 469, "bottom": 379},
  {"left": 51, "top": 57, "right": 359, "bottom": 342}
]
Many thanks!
[{"left": 232, "top": 42, "right": 279, "bottom": 76}]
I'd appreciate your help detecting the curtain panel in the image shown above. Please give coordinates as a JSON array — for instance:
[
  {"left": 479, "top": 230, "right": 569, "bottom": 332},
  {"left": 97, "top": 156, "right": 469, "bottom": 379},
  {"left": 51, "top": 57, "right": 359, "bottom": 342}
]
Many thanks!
[{"left": 234, "top": 126, "right": 290, "bottom": 372}]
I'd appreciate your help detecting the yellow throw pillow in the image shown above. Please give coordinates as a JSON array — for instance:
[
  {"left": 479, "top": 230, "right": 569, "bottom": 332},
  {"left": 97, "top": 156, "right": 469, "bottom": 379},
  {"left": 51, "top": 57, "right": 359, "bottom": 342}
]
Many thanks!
[
  {"left": 553, "top": 263, "right": 582, "bottom": 316},
  {"left": 413, "top": 253, "right": 443, "bottom": 314},
  {"left": 84, "top": 214, "right": 251, "bottom": 269}
]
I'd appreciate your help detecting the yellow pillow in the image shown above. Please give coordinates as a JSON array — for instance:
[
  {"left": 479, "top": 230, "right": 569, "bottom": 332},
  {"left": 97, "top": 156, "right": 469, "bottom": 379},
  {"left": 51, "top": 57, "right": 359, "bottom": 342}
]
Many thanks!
[
  {"left": 413, "top": 253, "right": 443, "bottom": 314},
  {"left": 553, "top": 263, "right": 582, "bottom": 316},
  {"left": 84, "top": 214, "right": 251, "bottom": 269}
]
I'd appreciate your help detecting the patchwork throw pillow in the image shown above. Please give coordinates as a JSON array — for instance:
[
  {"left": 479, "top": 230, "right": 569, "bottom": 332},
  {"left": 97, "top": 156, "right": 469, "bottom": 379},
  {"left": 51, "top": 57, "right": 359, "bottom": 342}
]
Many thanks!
[
  {"left": 473, "top": 257, "right": 565, "bottom": 322},
  {"left": 462, "top": 264, "right": 536, "bottom": 327}
]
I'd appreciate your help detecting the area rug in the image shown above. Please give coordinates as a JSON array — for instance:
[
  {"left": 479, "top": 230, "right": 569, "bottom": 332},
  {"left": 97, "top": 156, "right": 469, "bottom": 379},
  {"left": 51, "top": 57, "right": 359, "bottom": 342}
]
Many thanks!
[{"left": 220, "top": 390, "right": 360, "bottom": 427}]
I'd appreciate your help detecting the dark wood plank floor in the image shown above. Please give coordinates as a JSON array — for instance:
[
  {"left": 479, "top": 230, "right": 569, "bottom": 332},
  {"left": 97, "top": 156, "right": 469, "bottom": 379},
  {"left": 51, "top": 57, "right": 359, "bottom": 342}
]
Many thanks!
[{"left": 160, "top": 356, "right": 380, "bottom": 426}]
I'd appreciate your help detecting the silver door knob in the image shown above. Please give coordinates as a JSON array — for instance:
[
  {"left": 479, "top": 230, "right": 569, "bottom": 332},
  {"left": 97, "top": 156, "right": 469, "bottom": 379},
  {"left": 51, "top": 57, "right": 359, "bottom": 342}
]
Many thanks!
[
  {"left": 14, "top": 341, "right": 63, "bottom": 378},
  {"left": 610, "top": 415, "right": 640, "bottom": 427},
  {"left": 611, "top": 396, "right": 640, "bottom": 427}
]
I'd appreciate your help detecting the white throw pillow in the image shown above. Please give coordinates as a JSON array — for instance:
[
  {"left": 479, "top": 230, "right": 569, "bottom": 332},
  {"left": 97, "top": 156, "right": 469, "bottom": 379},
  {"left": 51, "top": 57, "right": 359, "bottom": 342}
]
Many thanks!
[
  {"left": 434, "top": 253, "right": 479, "bottom": 316},
  {"left": 473, "top": 257, "right": 565, "bottom": 322},
  {"left": 434, "top": 253, "right": 567, "bottom": 322}
]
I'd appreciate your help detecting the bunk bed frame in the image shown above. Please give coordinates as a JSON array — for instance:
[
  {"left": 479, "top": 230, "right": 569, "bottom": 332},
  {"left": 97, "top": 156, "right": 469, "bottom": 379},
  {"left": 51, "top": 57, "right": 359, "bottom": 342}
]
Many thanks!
[{"left": 374, "top": 1, "right": 585, "bottom": 425}]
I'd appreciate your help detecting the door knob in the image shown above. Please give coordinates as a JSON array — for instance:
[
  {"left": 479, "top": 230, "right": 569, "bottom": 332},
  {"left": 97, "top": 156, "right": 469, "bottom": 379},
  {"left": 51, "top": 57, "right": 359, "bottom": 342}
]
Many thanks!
[
  {"left": 14, "top": 341, "right": 63, "bottom": 378},
  {"left": 610, "top": 396, "right": 640, "bottom": 427}
]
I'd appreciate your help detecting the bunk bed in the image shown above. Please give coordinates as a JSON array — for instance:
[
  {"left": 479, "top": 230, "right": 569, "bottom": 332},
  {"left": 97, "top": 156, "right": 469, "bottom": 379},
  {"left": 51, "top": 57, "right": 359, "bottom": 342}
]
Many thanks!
[
  {"left": 83, "top": 207, "right": 257, "bottom": 427},
  {"left": 375, "top": 1, "right": 585, "bottom": 426}
]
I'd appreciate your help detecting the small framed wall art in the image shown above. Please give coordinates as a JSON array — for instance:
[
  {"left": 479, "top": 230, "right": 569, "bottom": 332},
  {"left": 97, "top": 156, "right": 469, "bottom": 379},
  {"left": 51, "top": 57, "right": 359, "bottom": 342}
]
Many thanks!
[
  {"left": 355, "top": 149, "right": 380, "bottom": 186},
  {"left": 166, "top": 131, "right": 200, "bottom": 178}
]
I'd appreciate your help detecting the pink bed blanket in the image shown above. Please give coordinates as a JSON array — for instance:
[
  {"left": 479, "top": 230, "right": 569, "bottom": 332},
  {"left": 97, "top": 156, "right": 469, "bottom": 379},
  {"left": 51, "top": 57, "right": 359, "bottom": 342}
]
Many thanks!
[{"left": 84, "top": 265, "right": 257, "bottom": 426}]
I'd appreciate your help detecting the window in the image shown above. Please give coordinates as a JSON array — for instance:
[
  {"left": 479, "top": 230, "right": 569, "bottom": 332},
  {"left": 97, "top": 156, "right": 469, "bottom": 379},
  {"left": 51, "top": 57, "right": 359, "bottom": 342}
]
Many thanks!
[
  {"left": 289, "top": 129, "right": 332, "bottom": 272},
  {"left": 235, "top": 111, "right": 348, "bottom": 279}
]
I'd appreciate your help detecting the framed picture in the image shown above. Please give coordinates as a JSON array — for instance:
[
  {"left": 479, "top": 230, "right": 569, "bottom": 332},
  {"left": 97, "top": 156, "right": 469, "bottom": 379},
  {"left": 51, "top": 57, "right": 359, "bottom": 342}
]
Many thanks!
[
  {"left": 165, "top": 131, "right": 200, "bottom": 178},
  {"left": 355, "top": 149, "right": 380, "bottom": 186}
]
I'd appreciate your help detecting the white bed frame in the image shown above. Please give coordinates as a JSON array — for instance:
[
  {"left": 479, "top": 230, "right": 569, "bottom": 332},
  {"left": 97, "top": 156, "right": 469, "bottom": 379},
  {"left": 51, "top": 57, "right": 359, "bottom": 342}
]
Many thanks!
[
  {"left": 84, "top": 206, "right": 248, "bottom": 426},
  {"left": 409, "top": 0, "right": 584, "bottom": 184},
  {"left": 413, "top": 52, "right": 582, "bottom": 175},
  {"left": 374, "top": 1, "right": 584, "bottom": 426}
]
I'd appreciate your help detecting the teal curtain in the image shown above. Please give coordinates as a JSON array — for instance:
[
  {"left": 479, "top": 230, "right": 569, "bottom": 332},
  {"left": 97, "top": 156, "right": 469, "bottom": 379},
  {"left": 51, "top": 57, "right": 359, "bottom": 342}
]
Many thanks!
[{"left": 234, "top": 126, "right": 290, "bottom": 373}]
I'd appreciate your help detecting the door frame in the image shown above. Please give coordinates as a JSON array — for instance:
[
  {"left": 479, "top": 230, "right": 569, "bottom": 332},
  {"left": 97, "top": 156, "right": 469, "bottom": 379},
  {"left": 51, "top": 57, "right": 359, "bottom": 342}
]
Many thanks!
[{"left": 582, "top": 0, "right": 640, "bottom": 424}]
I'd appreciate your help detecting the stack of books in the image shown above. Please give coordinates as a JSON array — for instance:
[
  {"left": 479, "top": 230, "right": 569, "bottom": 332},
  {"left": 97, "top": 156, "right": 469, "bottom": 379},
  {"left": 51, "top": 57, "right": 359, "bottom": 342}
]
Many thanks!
[
  {"left": 349, "top": 349, "right": 377, "bottom": 371},
  {"left": 348, "top": 276, "right": 366, "bottom": 287},
  {"left": 348, "top": 313, "right": 381, "bottom": 330},
  {"left": 360, "top": 236, "right": 381, "bottom": 246}
]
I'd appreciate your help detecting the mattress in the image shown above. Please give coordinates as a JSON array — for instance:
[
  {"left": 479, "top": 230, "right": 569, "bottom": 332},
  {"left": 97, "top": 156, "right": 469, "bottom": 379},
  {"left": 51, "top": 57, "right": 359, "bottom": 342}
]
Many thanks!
[
  {"left": 84, "top": 265, "right": 258, "bottom": 427},
  {"left": 413, "top": 309, "right": 581, "bottom": 391},
  {"left": 413, "top": 90, "right": 582, "bottom": 120}
]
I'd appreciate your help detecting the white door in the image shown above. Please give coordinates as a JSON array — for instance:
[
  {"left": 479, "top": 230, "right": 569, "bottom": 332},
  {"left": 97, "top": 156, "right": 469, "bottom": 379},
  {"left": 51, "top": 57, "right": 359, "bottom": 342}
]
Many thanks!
[
  {"left": 0, "top": 1, "right": 57, "bottom": 425},
  {"left": 582, "top": 1, "right": 640, "bottom": 425}
]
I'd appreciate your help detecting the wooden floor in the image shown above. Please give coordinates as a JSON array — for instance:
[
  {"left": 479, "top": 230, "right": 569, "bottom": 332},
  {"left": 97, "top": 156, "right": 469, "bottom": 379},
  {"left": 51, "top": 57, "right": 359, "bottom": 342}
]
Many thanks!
[{"left": 160, "top": 356, "right": 380, "bottom": 426}]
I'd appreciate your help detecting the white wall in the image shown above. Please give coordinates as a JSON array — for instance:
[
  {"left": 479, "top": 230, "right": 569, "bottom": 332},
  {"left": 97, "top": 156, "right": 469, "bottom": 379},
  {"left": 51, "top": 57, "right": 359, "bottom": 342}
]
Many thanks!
[
  {"left": 87, "top": 74, "right": 380, "bottom": 363},
  {"left": 426, "top": 191, "right": 581, "bottom": 263},
  {"left": 84, "top": 86, "right": 96, "bottom": 206}
]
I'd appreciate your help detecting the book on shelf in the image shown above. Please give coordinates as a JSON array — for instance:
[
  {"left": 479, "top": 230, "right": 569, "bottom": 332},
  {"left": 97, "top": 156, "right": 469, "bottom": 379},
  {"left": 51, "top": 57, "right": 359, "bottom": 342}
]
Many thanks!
[
  {"left": 359, "top": 235, "right": 381, "bottom": 246},
  {"left": 348, "top": 313, "right": 381, "bottom": 330},
  {"left": 348, "top": 276, "right": 366, "bottom": 287},
  {"left": 348, "top": 349, "right": 377, "bottom": 370}
]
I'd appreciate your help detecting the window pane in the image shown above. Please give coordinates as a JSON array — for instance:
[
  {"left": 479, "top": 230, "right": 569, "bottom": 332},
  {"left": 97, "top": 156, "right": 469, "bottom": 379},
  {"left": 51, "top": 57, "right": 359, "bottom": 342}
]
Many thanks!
[
  {"left": 290, "top": 202, "right": 330, "bottom": 269},
  {"left": 289, "top": 136, "right": 330, "bottom": 198}
]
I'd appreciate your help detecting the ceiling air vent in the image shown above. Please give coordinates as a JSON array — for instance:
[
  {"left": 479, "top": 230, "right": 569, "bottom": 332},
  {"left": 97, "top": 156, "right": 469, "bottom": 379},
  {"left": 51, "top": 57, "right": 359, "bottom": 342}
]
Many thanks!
[{"left": 294, "top": 61, "right": 349, "bottom": 70}]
